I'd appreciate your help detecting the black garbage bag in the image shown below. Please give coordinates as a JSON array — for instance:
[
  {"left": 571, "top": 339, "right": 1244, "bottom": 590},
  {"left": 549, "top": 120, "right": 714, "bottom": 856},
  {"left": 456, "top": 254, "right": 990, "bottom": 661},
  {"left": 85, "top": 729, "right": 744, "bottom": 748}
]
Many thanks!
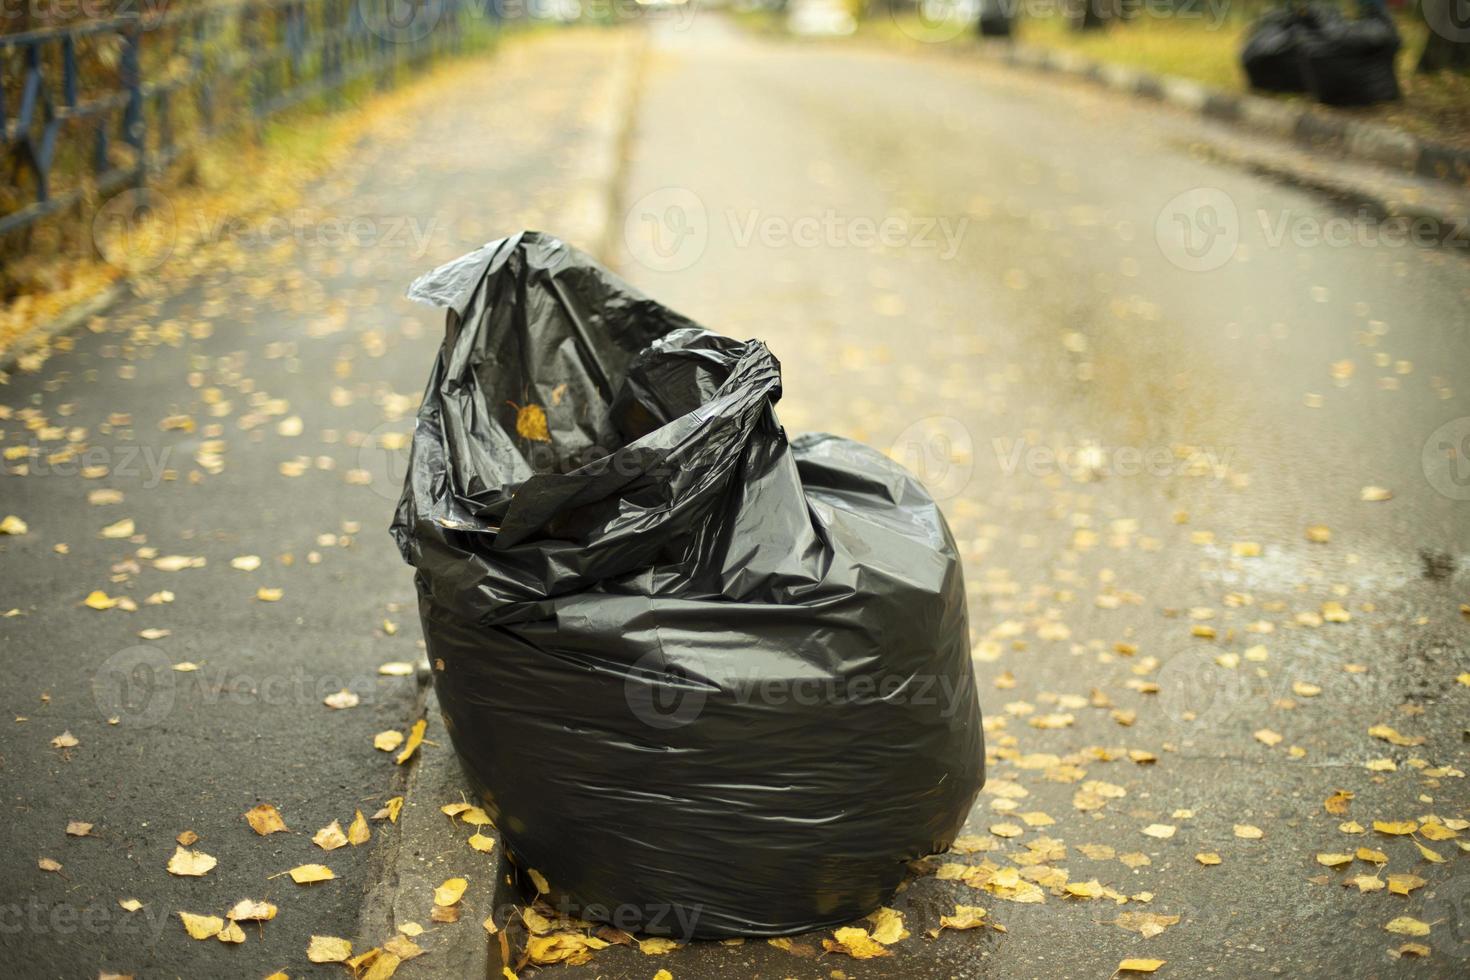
[
  {"left": 1297, "top": 8, "right": 1401, "bottom": 106},
  {"left": 391, "top": 232, "right": 985, "bottom": 939},
  {"left": 1240, "top": 3, "right": 1342, "bottom": 93}
]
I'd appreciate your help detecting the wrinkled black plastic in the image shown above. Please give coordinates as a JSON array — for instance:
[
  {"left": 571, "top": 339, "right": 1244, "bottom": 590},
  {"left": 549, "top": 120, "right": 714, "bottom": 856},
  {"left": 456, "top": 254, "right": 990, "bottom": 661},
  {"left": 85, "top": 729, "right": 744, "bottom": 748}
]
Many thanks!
[
  {"left": 1241, "top": 4, "right": 1399, "bottom": 105},
  {"left": 1241, "top": 4, "right": 1341, "bottom": 93},
  {"left": 391, "top": 232, "right": 985, "bottom": 939},
  {"left": 1298, "top": 8, "right": 1400, "bottom": 106}
]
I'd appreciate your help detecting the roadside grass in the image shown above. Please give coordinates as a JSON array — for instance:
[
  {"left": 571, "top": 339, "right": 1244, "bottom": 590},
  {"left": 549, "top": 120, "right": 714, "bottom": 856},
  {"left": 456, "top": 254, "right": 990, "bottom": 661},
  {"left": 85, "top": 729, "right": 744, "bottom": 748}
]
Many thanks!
[
  {"left": 0, "top": 23, "right": 517, "bottom": 367},
  {"left": 860, "top": 12, "right": 1470, "bottom": 152}
]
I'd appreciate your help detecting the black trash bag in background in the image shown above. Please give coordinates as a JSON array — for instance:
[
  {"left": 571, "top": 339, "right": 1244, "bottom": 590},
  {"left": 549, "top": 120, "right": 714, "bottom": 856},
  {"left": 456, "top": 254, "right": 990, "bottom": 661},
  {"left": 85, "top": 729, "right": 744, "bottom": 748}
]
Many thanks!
[
  {"left": 1298, "top": 7, "right": 1401, "bottom": 106},
  {"left": 1240, "top": 3, "right": 1342, "bottom": 93},
  {"left": 391, "top": 232, "right": 986, "bottom": 939}
]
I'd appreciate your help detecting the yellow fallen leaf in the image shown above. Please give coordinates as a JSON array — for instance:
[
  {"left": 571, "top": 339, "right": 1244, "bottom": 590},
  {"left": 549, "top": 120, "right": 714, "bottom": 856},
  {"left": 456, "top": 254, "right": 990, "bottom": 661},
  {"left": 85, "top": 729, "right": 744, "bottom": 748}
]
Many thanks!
[
  {"left": 362, "top": 952, "right": 402, "bottom": 980},
  {"left": 256, "top": 587, "right": 283, "bottom": 602},
  {"left": 348, "top": 949, "right": 382, "bottom": 971},
  {"left": 1324, "top": 790, "right": 1354, "bottom": 815},
  {"left": 323, "top": 689, "right": 359, "bottom": 709},
  {"left": 1368, "top": 725, "right": 1424, "bottom": 747},
  {"left": 821, "top": 927, "right": 891, "bottom": 959},
  {"left": 118, "top": 899, "right": 143, "bottom": 912},
  {"left": 245, "top": 804, "right": 288, "bottom": 835},
  {"left": 1233, "top": 825, "right": 1264, "bottom": 840},
  {"left": 38, "top": 857, "right": 62, "bottom": 872},
  {"left": 166, "top": 846, "right": 217, "bottom": 877},
  {"left": 231, "top": 555, "right": 262, "bottom": 571},
  {"left": 1360, "top": 486, "right": 1393, "bottom": 502},
  {"left": 468, "top": 832, "right": 495, "bottom": 853},
  {"left": 639, "top": 937, "right": 680, "bottom": 955},
  {"left": 0, "top": 515, "right": 28, "bottom": 535},
  {"left": 100, "top": 518, "right": 135, "bottom": 539},
  {"left": 526, "top": 932, "right": 608, "bottom": 966},
  {"left": 1141, "top": 824, "right": 1176, "bottom": 839},
  {"left": 1384, "top": 916, "right": 1430, "bottom": 937},
  {"left": 83, "top": 590, "right": 119, "bottom": 610},
  {"left": 1253, "top": 729, "right": 1282, "bottom": 747},
  {"left": 1388, "top": 874, "right": 1426, "bottom": 896},
  {"left": 1118, "top": 959, "right": 1166, "bottom": 973},
  {"left": 378, "top": 661, "right": 414, "bottom": 676},
  {"left": 66, "top": 820, "right": 92, "bottom": 837},
  {"left": 347, "top": 810, "right": 371, "bottom": 846},
  {"left": 288, "top": 864, "right": 335, "bottom": 884},
  {"left": 178, "top": 912, "right": 224, "bottom": 939},
  {"left": 1115, "top": 912, "right": 1180, "bottom": 938},
  {"left": 1316, "top": 853, "right": 1352, "bottom": 868},
  {"left": 865, "top": 906, "right": 909, "bottom": 944},
  {"left": 515, "top": 404, "right": 551, "bottom": 442},
  {"left": 217, "top": 921, "right": 246, "bottom": 944},
  {"left": 936, "top": 904, "right": 988, "bottom": 932},
  {"left": 307, "top": 935, "right": 353, "bottom": 963},
  {"left": 1414, "top": 840, "right": 1446, "bottom": 863},
  {"left": 527, "top": 868, "right": 550, "bottom": 894},
  {"left": 383, "top": 935, "right": 424, "bottom": 960},
  {"left": 1418, "top": 821, "right": 1460, "bottom": 841},
  {"left": 1373, "top": 820, "right": 1418, "bottom": 836},
  {"left": 434, "top": 877, "right": 468, "bottom": 907},
  {"left": 153, "top": 554, "right": 204, "bottom": 571},
  {"left": 1195, "top": 852, "right": 1221, "bottom": 866},
  {"left": 313, "top": 821, "right": 348, "bottom": 850},
  {"left": 1304, "top": 524, "right": 1331, "bottom": 543},
  {"left": 226, "top": 899, "right": 277, "bottom": 921},
  {"left": 1394, "top": 943, "right": 1431, "bottom": 958},
  {"left": 395, "top": 719, "right": 426, "bottom": 765},
  {"left": 375, "top": 797, "right": 404, "bottom": 823},
  {"left": 374, "top": 730, "right": 405, "bottom": 752}
]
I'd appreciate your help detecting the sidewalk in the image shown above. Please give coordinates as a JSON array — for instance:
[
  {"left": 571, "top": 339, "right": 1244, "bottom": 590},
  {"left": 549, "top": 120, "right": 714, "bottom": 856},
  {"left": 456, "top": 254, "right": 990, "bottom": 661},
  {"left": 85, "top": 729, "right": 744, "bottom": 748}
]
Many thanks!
[{"left": 0, "top": 26, "right": 640, "bottom": 979}]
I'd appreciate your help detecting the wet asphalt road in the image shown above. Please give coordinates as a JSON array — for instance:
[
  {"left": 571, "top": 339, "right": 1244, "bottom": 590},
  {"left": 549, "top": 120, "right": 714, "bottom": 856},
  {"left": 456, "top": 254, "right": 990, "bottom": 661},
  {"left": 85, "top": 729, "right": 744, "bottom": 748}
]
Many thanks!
[{"left": 3, "top": 14, "right": 1469, "bottom": 980}]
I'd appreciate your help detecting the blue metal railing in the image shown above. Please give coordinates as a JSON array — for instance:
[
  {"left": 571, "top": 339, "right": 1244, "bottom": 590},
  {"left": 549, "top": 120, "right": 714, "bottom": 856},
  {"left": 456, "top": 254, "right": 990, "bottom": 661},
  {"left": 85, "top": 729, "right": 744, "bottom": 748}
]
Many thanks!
[{"left": 2, "top": 0, "right": 482, "bottom": 238}]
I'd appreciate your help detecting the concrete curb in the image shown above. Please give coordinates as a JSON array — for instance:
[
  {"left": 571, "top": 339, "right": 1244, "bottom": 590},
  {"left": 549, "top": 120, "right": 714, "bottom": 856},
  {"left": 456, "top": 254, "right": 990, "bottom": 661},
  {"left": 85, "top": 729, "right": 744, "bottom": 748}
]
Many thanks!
[
  {"left": 356, "top": 686, "right": 515, "bottom": 978},
  {"left": 355, "top": 29, "right": 648, "bottom": 980},
  {"left": 971, "top": 37, "right": 1470, "bottom": 189},
  {"left": 0, "top": 281, "right": 128, "bottom": 374}
]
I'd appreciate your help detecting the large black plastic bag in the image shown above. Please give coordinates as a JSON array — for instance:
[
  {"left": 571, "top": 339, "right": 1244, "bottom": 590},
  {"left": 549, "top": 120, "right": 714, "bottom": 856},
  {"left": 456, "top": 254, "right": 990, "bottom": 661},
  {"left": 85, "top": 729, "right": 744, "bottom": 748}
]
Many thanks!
[
  {"left": 1297, "top": 8, "right": 1400, "bottom": 106},
  {"left": 1240, "top": 3, "right": 1341, "bottom": 93},
  {"left": 391, "top": 232, "right": 985, "bottom": 938}
]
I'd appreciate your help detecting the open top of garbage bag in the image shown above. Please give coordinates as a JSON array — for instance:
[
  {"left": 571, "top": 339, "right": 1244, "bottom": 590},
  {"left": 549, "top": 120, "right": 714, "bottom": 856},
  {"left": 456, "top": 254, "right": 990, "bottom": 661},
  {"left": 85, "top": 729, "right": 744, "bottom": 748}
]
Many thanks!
[{"left": 392, "top": 232, "right": 984, "bottom": 938}]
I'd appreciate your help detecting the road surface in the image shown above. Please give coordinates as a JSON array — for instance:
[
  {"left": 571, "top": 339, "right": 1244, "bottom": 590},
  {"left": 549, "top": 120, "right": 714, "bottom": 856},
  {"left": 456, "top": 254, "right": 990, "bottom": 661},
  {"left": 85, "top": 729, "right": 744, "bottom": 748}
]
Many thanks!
[{"left": 2, "top": 14, "right": 1467, "bottom": 980}]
